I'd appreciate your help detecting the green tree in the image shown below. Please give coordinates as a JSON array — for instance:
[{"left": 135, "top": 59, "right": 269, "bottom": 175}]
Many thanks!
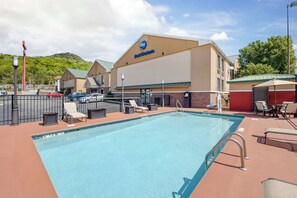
[
  {"left": 0, "top": 53, "right": 92, "bottom": 85},
  {"left": 238, "top": 36, "right": 296, "bottom": 77},
  {"left": 236, "top": 63, "right": 278, "bottom": 77}
]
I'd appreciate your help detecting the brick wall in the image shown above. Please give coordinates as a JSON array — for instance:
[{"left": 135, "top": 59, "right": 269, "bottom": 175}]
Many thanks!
[
  {"left": 191, "top": 92, "right": 210, "bottom": 108},
  {"left": 112, "top": 91, "right": 212, "bottom": 108},
  {"left": 168, "top": 93, "right": 184, "bottom": 107},
  {"left": 102, "top": 87, "right": 110, "bottom": 94}
]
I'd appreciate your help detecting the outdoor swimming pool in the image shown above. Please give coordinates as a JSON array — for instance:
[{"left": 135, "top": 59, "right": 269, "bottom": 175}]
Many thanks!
[{"left": 33, "top": 111, "right": 243, "bottom": 198}]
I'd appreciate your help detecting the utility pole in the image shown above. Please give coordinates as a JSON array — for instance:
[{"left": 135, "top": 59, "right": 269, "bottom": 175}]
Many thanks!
[{"left": 22, "top": 41, "right": 27, "bottom": 91}]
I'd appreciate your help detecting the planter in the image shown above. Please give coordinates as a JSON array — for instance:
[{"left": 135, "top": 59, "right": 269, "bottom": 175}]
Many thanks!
[
  {"left": 125, "top": 106, "right": 135, "bottom": 114},
  {"left": 43, "top": 112, "right": 58, "bottom": 126},
  {"left": 88, "top": 108, "right": 106, "bottom": 119},
  {"left": 147, "top": 104, "right": 158, "bottom": 111}
]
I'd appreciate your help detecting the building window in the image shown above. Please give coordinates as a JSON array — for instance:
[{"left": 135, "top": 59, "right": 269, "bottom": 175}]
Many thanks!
[
  {"left": 101, "top": 75, "right": 105, "bottom": 85},
  {"left": 230, "top": 68, "right": 235, "bottom": 79},
  {"left": 221, "top": 79, "right": 224, "bottom": 91},
  {"left": 221, "top": 59, "right": 224, "bottom": 77},
  {"left": 217, "top": 55, "right": 220, "bottom": 74},
  {"left": 217, "top": 78, "right": 220, "bottom": 91}
]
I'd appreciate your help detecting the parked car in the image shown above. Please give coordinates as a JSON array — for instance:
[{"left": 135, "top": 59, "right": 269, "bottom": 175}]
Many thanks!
[
  {"left": 47, "top": 92, "right": 63, "bottom": 97},
  {"left": 68, "top": 92, "right": 86, "bottom": 101},
  {"left": 0, "top": 90, "right": 7, "bottom": 95},
  {"left": 79, "top": 93, "right": 104, "bottom": 103}
]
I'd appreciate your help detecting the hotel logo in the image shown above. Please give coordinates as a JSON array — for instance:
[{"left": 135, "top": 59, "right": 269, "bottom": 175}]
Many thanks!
[{"left": 139, "top": 40, "right": 147, "bottom": 50}]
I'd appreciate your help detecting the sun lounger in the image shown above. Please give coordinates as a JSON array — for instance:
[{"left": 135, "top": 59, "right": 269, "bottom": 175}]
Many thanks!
[
  {"left": 64, "top": 102, "right": 87, "bottom": 123},
  {"left": 262, "top": 178, "right": 297, "bottom": 198},
  {"left": 129, "top": 100, "right": 149, "bottom": 112},
  {"left": 264, "top": 128, "right": 297, "bottom": 143},
  {"left": 279, "top": 103, "right": 297, "bottom": 119},
  {"left": 255, "top": 101, "right": 274, "bottom": 116}
]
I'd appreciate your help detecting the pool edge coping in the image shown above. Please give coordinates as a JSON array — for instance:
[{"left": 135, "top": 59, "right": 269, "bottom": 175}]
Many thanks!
[{"left": 32, "top": 109, "right": 245, "bottom": 140}]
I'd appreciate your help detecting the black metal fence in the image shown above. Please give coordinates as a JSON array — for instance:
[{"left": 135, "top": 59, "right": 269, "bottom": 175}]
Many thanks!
[{"left": 0, "top": 95, "right": 143, "bottom": 126}]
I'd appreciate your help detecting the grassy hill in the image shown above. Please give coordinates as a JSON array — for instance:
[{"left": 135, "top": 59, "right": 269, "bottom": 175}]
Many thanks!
[{"left": 0, "top": 53, "right": 92, "bottom": 85}]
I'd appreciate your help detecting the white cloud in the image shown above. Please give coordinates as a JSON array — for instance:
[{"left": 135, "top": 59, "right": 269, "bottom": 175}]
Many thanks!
[
  {"left": 152, "top": 5, "right": 170, "bottom": 14},
  {"left": 183, "top": 13, "right": 190, "bottom": 17},
  {"left": 166, "top": 27, "right": 189, "bottom": 37},
  {"left": 210, "top": 31, "right": 232, "bottom": 41},
  {"left": 293, "top": 44, "right": 297, "bottom": 50},
  {"left": 0, "top": 0, "right": 176, "bottom": 61},
  {"left": 196, "top": 12, "right": 237, "bottom": 27}
]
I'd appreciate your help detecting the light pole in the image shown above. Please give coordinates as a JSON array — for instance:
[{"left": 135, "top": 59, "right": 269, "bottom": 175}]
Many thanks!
[
  {"left": 287, "top": 1, "right": 297, "bottom": 74},
  {"left": 11, "top": 57, "right": 19, "bottom": 125},
  {"left": 121, "top": 74, "right": 125, "bottom": 113},
  {"left": 161, "top": 80, "right": 164, "bottom": 107},
  {"left": 295, "top": 68, "right": 297, "bottom": 103}
]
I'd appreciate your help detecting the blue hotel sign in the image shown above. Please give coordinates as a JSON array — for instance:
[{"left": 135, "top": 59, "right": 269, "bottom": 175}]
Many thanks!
[
  {"left": 139, "top": 40, "right": 147, "bottom": 49},
  {"left": 134, "top": 40, "right": 155, "bottom": 58}
]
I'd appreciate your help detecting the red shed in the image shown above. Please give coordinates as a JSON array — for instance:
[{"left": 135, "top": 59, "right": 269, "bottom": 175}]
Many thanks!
[{"left": 227, "top": 74, "right": 295, "bottom": 112}]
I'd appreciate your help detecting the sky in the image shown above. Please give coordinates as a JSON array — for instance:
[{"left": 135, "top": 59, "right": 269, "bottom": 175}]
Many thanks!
[{"left": 1, "top": 0, "right": 297, "bottom": 62}]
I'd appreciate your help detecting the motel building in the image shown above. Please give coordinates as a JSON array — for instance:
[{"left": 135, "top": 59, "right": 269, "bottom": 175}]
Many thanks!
[
  {"left": 85, "top": 59, "right": 114, "bottom": 94},
  {"left": 227, "top": 74, "right": 296, "bottom": 112},
  {"left": 60, "top": 68, "right": 88, "bottom": 93},
  {"left": 110, "top": 33, "right": 234, "bottom": 108}
]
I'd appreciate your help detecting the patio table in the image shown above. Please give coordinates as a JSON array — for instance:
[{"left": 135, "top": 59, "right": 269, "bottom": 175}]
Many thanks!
[{"left": 271, "top": 104, "right": 283, "bottom": 118}]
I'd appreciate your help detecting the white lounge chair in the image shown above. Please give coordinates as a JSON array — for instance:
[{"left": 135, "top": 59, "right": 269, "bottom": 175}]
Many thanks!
[
  {"left": 278, "top": 102, "right": 293, "bottom": 115},
  {"left": 64, "top": 102, "right": 87, "bottom": 123},
  {"left": 255, "top": 101, "right": 274, "bottom": 116},
  {"left": 264, "top": 128, "right": 297, "bottom": 144},
  {"left": 262, "top": 178, "right": 297, "bottom": 198},
  {"left": 279, "top": 103, "right": 297, "bottom": 119},
  {"left": 129, "top": 100, "right": 149, "bottom": 112}
]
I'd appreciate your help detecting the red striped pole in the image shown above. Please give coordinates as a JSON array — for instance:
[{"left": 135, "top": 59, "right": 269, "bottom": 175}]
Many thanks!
[{"left": 22, "top": 41, "right": 26, "bottom": 91}]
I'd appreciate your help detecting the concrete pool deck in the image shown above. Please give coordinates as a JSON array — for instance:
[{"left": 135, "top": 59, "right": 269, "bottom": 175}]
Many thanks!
[{"left": 0, "top": 107, "right": 296, "bottom": 198}]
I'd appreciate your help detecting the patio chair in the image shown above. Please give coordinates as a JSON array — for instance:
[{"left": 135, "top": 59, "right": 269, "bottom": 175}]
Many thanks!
[
  {"left": 278, "top": 101, "right": 293, "bottom": 114},
  {"left": 262, "top": 178, "right": 297, "bottom": 198},
  {"left": 254, "top": 101, "right": 274, "bottom": 116},
  {"left": 279, "top": 103, "right": 297, "bottom": 119},
  {"left": 64, "top": 102, "right": 87, "bottom": 123},
  {"left": 264, "top": 128, "right": 297, "bottom": 144},
  {"left": 129, "top": 100, "right": 149, "bottom": 112}
]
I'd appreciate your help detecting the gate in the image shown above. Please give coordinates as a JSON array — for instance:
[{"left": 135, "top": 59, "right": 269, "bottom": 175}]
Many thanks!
[{"left": 252, "top": 86, "right": 269, "bottom": 111}]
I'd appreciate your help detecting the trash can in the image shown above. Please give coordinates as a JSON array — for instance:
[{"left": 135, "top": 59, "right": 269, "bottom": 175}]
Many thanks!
[
  {"left": 184, "top": 92, "right": 191, "bottom": 108},
  {"left": 43, "top": 112, "right": 58, "bottom": 126},
  {"left": 125, "top": 106, "right": 135, "bottom": 114},
  {"left": 147, "top": 104, "right": 158, "bottom": 111},
  {"left": 87, "top": 108, "right": 106, "bottom": 119}
]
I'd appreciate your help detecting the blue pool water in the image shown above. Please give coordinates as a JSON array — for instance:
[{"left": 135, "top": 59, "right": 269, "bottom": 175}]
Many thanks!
[{"left": 33, "top": 112, "right": 243, "bottom": 198}]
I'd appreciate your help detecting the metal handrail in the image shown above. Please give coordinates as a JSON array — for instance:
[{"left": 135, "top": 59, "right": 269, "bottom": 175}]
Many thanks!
[
  {"left": 176, "top": 100, "right": 183, "bottom": 111},
  {"left": 226, "top": 132, "right": 249, "bottom": 159},
  {"left": 205, "top": 132, "right": 248, "bottom": 171}
]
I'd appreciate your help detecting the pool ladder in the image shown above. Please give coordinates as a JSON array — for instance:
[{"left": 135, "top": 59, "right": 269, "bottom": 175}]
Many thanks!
[
  {"left": 176, "top": 100, "right": 183, "bottom": 112},
  {"left": 205, "top": 132, "right": 249, "bottom": 171}
]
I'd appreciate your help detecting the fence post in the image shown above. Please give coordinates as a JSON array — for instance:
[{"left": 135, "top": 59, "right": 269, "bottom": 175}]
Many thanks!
[{"left": 62, "top": 96, "right": 65, "bottom": 120}]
